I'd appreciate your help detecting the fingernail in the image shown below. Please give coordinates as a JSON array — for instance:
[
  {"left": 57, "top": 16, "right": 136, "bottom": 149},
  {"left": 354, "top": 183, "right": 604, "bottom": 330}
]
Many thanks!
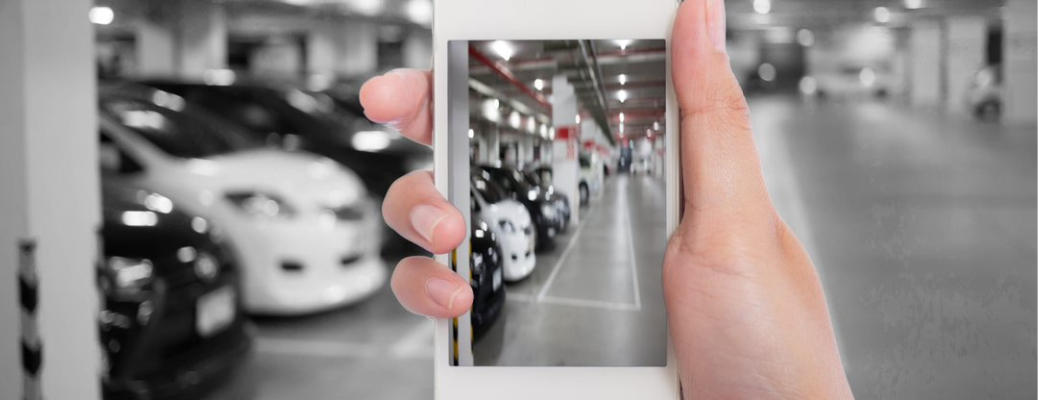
[
  {"left": 425, "top": 278, "right": 461, "bottom": 310},
  {"left": 707, "top": 0, "right": 727, "bottom": 52},
  {"left": 411, "top": 205, "right": 446, "bottom": 243}
]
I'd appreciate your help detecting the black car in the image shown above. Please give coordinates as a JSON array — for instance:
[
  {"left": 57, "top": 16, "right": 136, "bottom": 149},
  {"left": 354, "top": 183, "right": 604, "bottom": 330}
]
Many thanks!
[
  {"left": 522, "top": 166, "right": 572, "bottom": 231},
  {"left": 470, "top": 218, "right": 506, "bottom": 340},
  {"left": 99, "top": 181, "right": 251, "bottom": 400},
  {"left": 477, "top": 166, "right": 563, "bottom": 250},
  {"left": 135, "top": 80, "right": 431, "bottom": 255}
]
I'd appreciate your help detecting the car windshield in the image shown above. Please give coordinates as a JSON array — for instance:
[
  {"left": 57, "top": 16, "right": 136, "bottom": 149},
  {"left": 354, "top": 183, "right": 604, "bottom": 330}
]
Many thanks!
[
  {"left": 472, "top": 175, "right": 508, "bottom": 203},
  {"left": 101, "top": 96, "right": 261, "bottom": 159}
]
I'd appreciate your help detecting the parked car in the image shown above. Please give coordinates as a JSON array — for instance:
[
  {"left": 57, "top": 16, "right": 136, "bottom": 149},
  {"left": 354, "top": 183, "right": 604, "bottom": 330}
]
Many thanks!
[
  {"left": 99, "top": 180, "right": 251, "bottom": 400},
  {"left": 98, "top": 86, "right": 386, "bottom": 315},
  {"left": 578, "top": 154, "right": 603, "bottom": 206},
  {"left": 136, "top": 80, "right": 431, "bottom": 255},
  {"left": 471, "top": 175, "right": 536, "bottom": 282},
  {"left": 807, "top": 65, "right": 893, "bottom": 100},
  {"left": 522, "top": 166, "right": 571, "bottom": 231},
  {"left": 966, "top": 64, "right": 1003, "bottom": 121},
  {"left": 477, "top": 166, "right": 562, "bottom": 250},
  {"left": 470, "top": 217, "right": 506, "bottom": 339}
]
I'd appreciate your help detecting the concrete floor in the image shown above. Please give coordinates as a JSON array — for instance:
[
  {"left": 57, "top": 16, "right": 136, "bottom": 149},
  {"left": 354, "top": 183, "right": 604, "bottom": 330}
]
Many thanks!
[
  {"left": 206, "top": 96, "right": 1035, "bottom": 399},
  {"left": 474, "top": 174, "right": 668, "bottom": 367}
]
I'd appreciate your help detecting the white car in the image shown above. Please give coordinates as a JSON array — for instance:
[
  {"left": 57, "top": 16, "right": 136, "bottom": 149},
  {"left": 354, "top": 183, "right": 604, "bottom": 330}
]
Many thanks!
[
  {"left": 98, "top": 91, "right": 386, "bottom": 315},
  {"left": 471, "top": 177, "right": 536, "bottom": 282},
  {"left": 579, "top": 154, "right": 603, "bottom": 206}
]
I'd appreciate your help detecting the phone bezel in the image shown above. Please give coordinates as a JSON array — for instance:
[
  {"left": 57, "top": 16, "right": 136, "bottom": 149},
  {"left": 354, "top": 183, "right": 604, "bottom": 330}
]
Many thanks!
[{"left": 433, "top": 0, "right": 681, "bottom": 398}]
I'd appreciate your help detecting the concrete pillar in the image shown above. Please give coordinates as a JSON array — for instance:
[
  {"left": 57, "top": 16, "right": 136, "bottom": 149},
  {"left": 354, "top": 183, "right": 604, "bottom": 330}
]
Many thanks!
[
  {"left": 403, "top": 28, "right": 433, "bottom": 70},
  {"left": 909, "top": 21, "right": 944, "bottom": 109},
  {"left": 552, "top": 74, "right": 581, "bottom": 223},
  {"left": 306, "top": 19, "right": 378, "bottom": 76},
  {"left": 1, "top": 0, "right": 101, "bottom": 399},
  {"left": 1003, "top": 0, "right": 1038, "bottom": 124},
  {"left": 136, "top": 0, "right": 227, "bottom": 78},
  {"left": 488, "top": 125, "right": 502, "bottom": 166},
  {"left": 945, "top": 16, "right": 988, "bottom": 114}
]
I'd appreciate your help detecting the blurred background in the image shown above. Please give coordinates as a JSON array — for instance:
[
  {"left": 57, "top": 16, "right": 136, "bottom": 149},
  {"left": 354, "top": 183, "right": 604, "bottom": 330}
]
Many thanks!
[{"left": 0, "top": 0, "right": 1034, "bottom": 399}]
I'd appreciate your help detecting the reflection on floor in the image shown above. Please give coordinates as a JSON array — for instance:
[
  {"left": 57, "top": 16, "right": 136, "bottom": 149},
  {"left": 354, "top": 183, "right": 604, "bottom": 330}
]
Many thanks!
[
  {"left": 474, "top": 174, "right": 668, "bottom": 367},
  {"left": 206, "top": 96, "right": 1036, "bottom": 400},
  {"left": 755, "top": 96, "right": 1037, "bottom": 400}
]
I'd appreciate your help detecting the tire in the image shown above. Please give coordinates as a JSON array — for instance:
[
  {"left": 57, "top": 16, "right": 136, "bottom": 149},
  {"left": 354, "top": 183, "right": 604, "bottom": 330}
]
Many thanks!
[{"left": 579, "top": 183, "right": 590, "bottom": 207}]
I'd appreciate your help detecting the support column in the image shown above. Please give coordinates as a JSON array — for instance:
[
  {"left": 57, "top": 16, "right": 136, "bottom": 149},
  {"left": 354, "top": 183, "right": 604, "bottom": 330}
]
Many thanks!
[
  {"left": 1, "top": 1, "right": 101, "bottom": 400},
  {"left": 909, "top": 20, "right": 944, "bottom": 109},
  {"left": 552, "top": 75, "right": 580, "bottom": 224},
  {"left": 1003, "top": 0, "right": 1038, "bottom": 124},
  {"left": 403, "top": 28, "right": 433, "bottom": 70},
  {"left": 136, "top": 0, "right": 227, "bottom": 78},
  {"left": 305, "top": 19, "right": 378, "bottom": 77},
  {"left": 944, "top": 16, "right": 987, "bottom": 114}
]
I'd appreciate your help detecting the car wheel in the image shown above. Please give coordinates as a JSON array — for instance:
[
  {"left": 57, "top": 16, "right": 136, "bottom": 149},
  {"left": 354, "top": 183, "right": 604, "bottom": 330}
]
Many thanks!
[{"left": 579, "top": 183, "right": 590, "bottom": 207}]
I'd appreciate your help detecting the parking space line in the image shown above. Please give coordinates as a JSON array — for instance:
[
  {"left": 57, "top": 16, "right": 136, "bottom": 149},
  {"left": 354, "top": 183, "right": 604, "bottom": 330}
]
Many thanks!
[
  {"left": 539, "top": 295, "right": 640, "bottom": 311},
  {"left": 623, "top": 190, "right": 643, "bottom": 310},
  {"left": 388, "top": 321, "right": 434, "bottom": 359}
]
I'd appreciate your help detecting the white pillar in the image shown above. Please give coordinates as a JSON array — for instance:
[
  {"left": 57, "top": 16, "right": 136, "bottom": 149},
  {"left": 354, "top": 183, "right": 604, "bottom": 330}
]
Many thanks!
[
  {"left": 552, "top": 74, "right": 581, "bottom": 223},
  {"left": 136, "top": 0, "right": 227, "bottom": 78},
  {"left": 909, "top": 21, "right": 944, "bottom": 109},
  {"left": 0, "top": 1, "right": 101, "bottom": 400},
  {"left": 944, "top": 16, "right": 987, "bottom": 114},
  {"left": 403, "top": 28, "right": 433, "bottom": 70},
  {"left": 1003, "top": 0, "right": 1038, "bottom": 124}
]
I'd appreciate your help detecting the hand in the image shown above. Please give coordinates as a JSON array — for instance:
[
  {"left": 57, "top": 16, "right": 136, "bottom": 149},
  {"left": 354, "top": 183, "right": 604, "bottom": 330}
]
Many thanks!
[{"left": 360, "top": 0, "right": 854, "bottom": 398}]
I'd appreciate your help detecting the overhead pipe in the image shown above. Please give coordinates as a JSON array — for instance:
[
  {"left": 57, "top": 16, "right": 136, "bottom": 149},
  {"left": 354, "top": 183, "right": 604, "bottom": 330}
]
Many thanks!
[
  {"left": 468, "top": 45, "right": 552, "bottom": 112},
  {"left": 578, "top": 40, "right": 615, "bottom": 143}
]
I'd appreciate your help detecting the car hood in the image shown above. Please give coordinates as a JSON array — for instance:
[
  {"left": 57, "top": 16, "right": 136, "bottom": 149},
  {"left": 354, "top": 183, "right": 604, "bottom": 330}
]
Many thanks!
[
  {"left": 182, "top": 148, "right": 368, "bottom": 208},
  {"left": 480, "top": 200, "right": 532, "bottom": 228}
]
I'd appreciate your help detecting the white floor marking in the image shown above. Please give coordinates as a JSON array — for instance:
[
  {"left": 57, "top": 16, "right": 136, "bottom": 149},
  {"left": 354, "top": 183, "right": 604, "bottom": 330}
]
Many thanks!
[
  {"left": 534, "top": 206, "right": 595, "bottom": 301},
  {"left": 539, "top": 295, "right": 641, "bottom": 312},
  {"left": 388, "top": 320, "right": 434, "bottom": 359},
  {"left": 623, "top": 185, "right": 643, "bottom": 311}
]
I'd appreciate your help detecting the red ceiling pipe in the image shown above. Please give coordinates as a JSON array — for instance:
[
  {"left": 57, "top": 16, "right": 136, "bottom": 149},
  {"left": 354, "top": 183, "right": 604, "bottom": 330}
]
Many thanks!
[{"left": 469, "top": 45, "right": 552, "bottom": 112}]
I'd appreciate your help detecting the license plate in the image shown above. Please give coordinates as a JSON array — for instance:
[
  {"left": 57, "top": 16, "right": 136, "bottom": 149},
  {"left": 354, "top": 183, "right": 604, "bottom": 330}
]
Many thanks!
[
  {"left": 197, "top": 286, "right": 236, "bottom": 337},
  {"left": 492, "top": 269, "right": 503, "bottom": 291}
]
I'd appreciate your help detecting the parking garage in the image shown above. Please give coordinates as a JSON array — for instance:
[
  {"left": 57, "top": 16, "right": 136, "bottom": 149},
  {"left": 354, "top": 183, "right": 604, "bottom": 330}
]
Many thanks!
[{"left": 0, "top": 0, "right": 1036, "bottom": 399}]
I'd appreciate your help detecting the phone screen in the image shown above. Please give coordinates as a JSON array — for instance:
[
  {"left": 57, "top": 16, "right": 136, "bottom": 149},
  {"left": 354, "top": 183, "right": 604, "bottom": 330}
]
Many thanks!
[{"left": 446, "top": 39, "right": 668, "bottom": 367}]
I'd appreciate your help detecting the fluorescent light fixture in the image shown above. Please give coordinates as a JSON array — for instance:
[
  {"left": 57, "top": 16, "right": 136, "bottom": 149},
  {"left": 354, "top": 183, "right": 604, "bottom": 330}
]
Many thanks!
[
  {"left": 405, "top": 0, "right": 433, "bottom": 26},
  {"left": 619, "top": 113, "right": 626, "bottom": 123},
  {"left": 904, "top": 0, "right": 923, "bottom": 9},
  {"left": 617, "top": 90, "right": 629, "bottom": 103},
  {"left": 616, "top": 40, "right": 633, "bottom": 50},
  {"left": 143, "top": 193, "right": 173, "bottom": 214},
  {"left": 526, "top": 117, "right": 536, "bottom": 133},
  {"left": 90, "top": 6, "right": 114, "bottom": 25},
  {"left": 575, "top": 115, "right": 581, "bottom": 124},
  {"left": 534, "top": 79, "right": 545, "bottom": 91},
  {"left": 653, "top": 121, "right": 660, "bottom": 131},
  {"left": 491, "top": 40, "right": 515, "bottom": 62},
  {"left": 509, "top": 111, "right": 521, "bottom": 129},
  {"left": 874, "top": 7, "right": 891, "bottom": 23},
  {"left": 619, "top": 124, "right": 625, "bottom": 135},
  {"left": 352, "top": 130, "right": 392, "bottom": 152},
  {"left": 349, "top": 0, "right": 383, "bottom": 15},
  {"left": 468, "top": 129, "right": 475, "bottom": 139},
  {"left": 619, "top": 74, "right": 628, "bottom": 86},
  {"left": 121, "top": 211, "right": 158, "bottom": 227},
  {"left": 203, "top": 69, "right": 236, "bottom": 86},
  {"left": 753, "top": 0, "right": 771, "bottom": 15}
]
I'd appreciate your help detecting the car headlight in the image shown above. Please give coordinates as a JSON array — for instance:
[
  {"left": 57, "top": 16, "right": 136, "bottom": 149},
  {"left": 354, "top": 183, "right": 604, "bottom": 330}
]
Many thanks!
[
  {"left": 527, "top": 189, "right": 539, "bottom": 201},
  {"left": 471, "top": 253, "right": 485, "bottom": 277},
  {"left": 498, "top": 220, "right": 516, "bottom": 234},
  {"left": 104, "top": 257, "right": 154, "bottom": 291},
  {"left": 225, "top": 191, "right": 297, "bottom": 219}
]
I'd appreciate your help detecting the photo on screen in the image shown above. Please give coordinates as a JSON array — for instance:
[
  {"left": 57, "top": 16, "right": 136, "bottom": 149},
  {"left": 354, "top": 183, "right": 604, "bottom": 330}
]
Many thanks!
[{"left": 446, "top": 39, "right": 668, "bottom": 367}]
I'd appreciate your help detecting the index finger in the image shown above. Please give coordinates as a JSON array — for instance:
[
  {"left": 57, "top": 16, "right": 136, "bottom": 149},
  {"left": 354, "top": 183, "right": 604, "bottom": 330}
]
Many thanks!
[{"left": 359, "top": 69, "right": 434, "bottom": 146}]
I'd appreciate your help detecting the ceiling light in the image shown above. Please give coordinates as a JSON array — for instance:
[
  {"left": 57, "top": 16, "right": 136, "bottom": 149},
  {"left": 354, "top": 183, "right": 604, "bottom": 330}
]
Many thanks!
[
  {"left": 619, "top": 74, "right": 628, "bottom": 86},
  {"left": 534, "top": 79, "right": 545, "bottom": 91},
  {"left": 796, "top": 29, "right": 815, "bottom": 47},
  {"left": 619, "top": 113, "right": 626, "bottom": 123},
  {"left": 874, "top": 7, "right": 891, "bottom": 23},
  {"left": 617, "top": 90, "right": 629, "bottom": 103},
  {"left": 491, "top": 40, "right": 515, "bottom": 62},
  {"left": 352, "top": 130, "right": 392, "bottom": 152},
  {"left": 575, "top": 115, "right": 581, "bottom": 124},
  {"left": 653, "top": 121, "right": 660, "bottom": 131},
  {"left": 753, "top": 0, "right": 771, "bottom": 15},
  {"left": 89, "top": 6, "right": 114, "bottom": 25},
  {"left": 758, "top": 63, "right": 776, "bottom": 82},
  {"left": 616, "top": 40, "right": 633, "bottom": 51},
  {"left": 904, "top": 0, "right": 923, "bottom": 9},
  {"left": 468, "top": 129, "right": 475, "bottom": 139},
  {"left": 405, "top": 0, "right": 433, "bottom": 26},
  {"left": 509, "top": 111, "right": 521, "bottom": 129},
  {"left": 349, "top": 0, "right": 383, "bottom": 16},
  {"left": 619, "top": 124, "right": 625, "bottom": 136}
]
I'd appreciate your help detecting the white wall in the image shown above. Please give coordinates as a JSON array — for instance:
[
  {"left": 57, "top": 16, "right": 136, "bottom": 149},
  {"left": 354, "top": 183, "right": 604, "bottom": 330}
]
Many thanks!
[
  {"left": 909, "top": 21, "right": 944, "bottom": 109},
  {"left": 1003, "top": 0, "right": 1038, "bottom": 124}
]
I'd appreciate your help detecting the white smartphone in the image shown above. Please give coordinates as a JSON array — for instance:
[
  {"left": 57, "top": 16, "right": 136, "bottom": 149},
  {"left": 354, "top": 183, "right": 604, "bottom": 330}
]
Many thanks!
[{"left": 433, "top": 0, "right": 680, "bottom": 398}]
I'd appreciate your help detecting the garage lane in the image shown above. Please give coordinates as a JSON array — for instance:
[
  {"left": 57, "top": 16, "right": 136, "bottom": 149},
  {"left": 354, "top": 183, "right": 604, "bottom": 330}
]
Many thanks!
[{"left": 475, "top": 174, "right": 668, "bottom": 367}]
